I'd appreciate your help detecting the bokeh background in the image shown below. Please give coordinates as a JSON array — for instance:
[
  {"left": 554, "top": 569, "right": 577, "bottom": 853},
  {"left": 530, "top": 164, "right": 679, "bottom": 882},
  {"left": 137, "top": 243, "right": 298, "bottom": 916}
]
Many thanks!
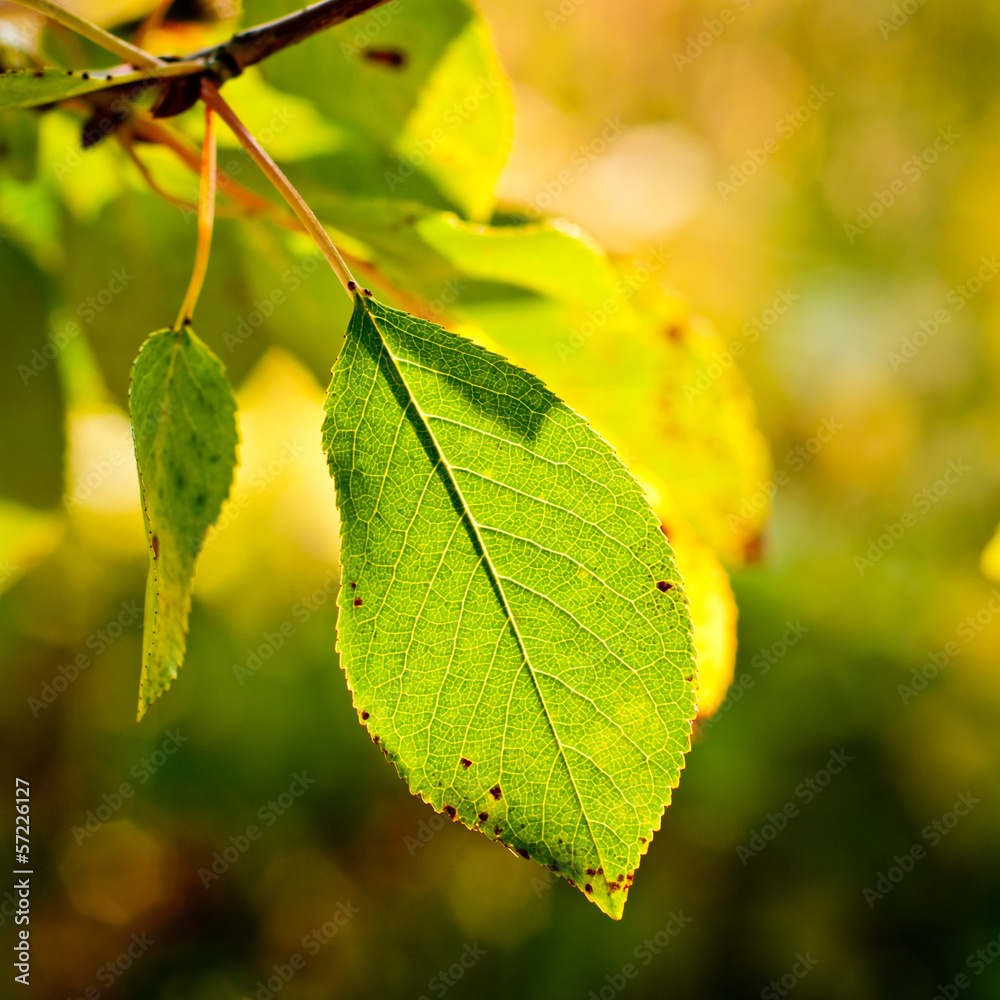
[{"left": 2, "top": 0, "right": 1000, "bottom": 997}]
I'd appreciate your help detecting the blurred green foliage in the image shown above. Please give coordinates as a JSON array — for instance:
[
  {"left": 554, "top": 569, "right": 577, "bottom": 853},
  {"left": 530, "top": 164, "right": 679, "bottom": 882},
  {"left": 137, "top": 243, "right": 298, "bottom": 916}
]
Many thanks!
[{"left": 2, "top": 0, "right": 1000, "bottom": 997}]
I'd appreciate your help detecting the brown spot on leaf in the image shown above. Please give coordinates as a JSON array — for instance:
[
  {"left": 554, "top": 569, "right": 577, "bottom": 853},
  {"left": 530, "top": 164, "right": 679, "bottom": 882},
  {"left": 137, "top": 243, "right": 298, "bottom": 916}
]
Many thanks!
[
  {"left": 361, "top": 711, "right": 370, "bottom": 721},
  {"left": 586, "top": 868, "right": 596, "bottom": 876},
  {"left": 444, "top": 805, "right": 456, "bottom": 819},
  {"left": 657, "top": 580, "right": 673, "bottom": 592},
  {"left": 353, "top": 597, "right": 363, "bottom": 607},
  {"left": 585, "top": 883, "right": 593, "bottom": 893},
  {"left": 489, "top": 785, "right": 502, "bottom": 800},
  {"left": 517, "top": 848, "right": 529, "bottom": 859},
  {"left": 364, "top": 47, "right": 406, "bottom": 68},
  {"left": 478, "top": 812, "right": 488, "bottom": 822},
  {"left": 151, "top": 535, "right": 159, "bottom": 559},
  {"left": 460, "top": 757, "right": 472, "bottom": 768}
]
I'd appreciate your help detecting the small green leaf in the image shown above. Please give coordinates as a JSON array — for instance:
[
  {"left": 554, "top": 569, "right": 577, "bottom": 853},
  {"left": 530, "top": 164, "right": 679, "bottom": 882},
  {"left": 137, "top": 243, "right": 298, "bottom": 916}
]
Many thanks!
[
  {"left": 130, "top": 329, "right": 239, "bottom": 719},
  {"left": 0, "top": 67, "right": 155, "bottom": 111},
  {"left": 322, "top": 295, "right": 697, "bottom": 919}
]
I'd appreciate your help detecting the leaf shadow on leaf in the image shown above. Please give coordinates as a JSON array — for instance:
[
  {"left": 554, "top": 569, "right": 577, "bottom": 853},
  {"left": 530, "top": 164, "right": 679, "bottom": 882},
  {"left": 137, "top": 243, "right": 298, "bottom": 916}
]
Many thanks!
[{"left": 355, "top": 295, "right": 554, "bottom": 443}]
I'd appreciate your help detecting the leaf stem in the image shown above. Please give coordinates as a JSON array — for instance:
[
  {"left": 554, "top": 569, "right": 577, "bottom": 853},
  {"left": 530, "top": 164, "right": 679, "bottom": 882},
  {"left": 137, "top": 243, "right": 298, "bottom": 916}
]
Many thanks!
[
  {"left": 173, "top": 95, "right": 217, "bottom": 330},
  {"left": 199, "top": 81, "right": 356, "bottom": 297},
  {"left": 8, "top": 0, "right": 164, "bottom": 69}
]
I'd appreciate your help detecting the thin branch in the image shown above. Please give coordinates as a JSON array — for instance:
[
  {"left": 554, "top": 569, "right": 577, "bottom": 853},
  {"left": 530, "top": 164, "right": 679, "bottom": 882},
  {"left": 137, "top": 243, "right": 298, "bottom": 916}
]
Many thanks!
[
  {"left": 11, "top": 0, "right": 391, "bottom": 105},
  {"left": 133, "top": 118, "right": 428, "bottom": 315},
  {"left": 174, "top": 95, "right": 217, "bottom": 329},
  {"left": 119, "top": 135, "right": 199, "bottom": 213},
  {"left": 200, "top": 80, "right": 356, "bottom": 297},
  {"left": 134, "top": 116, "right": 303, "bottom": 228},
  {"left": 9, "top": 0, "right": 164, "bottom": 68},
  {"left": 190, "top": 0, "right": 389, "bottom": 77}
]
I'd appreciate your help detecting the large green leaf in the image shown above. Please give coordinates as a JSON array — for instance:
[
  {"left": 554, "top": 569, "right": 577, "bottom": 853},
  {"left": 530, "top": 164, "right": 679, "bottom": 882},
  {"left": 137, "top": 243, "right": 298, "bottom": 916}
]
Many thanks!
[
  {"left": 130, "top": 328, "right": 239, "bottom": 719},
  {"left": 305, "top": 194, "right": 772, "bottom": 563},
  {"left": 322, "top": 294, "right": 697, "bottom": 919}
]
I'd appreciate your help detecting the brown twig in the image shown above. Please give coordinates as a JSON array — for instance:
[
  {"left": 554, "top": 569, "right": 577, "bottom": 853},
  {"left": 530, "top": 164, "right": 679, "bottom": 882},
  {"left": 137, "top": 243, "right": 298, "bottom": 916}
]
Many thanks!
[{"left": 190, "top": 0, "right": 391, "bottom": 78}]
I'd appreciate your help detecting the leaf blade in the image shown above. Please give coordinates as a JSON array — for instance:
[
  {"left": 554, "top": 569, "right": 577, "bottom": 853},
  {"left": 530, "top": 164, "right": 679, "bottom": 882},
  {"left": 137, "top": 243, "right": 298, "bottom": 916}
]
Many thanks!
[
  {"left": 323, "top": 295, "right": 696, "bottom": 918},
  {"left": 130, "top": 328, "right": 239, "bottom": 719},
  {"left": 0, "top": 67, "right": 152, "bottom": 111}
]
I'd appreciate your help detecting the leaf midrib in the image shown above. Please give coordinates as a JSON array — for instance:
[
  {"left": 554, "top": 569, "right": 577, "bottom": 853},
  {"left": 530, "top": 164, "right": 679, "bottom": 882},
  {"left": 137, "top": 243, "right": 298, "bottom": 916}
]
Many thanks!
[{"left": 361, "top": 299, "right": 612, "bottom": 888}]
